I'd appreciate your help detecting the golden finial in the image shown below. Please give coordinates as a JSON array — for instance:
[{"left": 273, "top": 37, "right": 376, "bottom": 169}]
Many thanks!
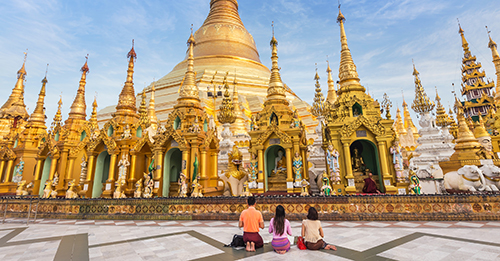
[
  {"left": 218, "top": 72, "right": 236, "bottom": 124},
  {"left": 270, "top": 21, "right": 277, "bottom": 47},
  {"left": 312, "top": 64, "right": 326, "bottom": 117},
  {"left": 138, "top": 87, "right": 147, "bottom": 118},
  {"left": 473, "top": 115, "right": 489, "bottom": 139},
  {"left": 381, "top": 93, "right": 392, "bottom": 119},
  {"left": 51, "top": 96, "right": 63, "bottom": 129},
  {"left": 89, "top": 95, "right": 98, "bottom": 130},
  {"left": 435, "top": 87, "right": 450, "bottom": 127},
  {"left": 411, "top": 63, "right": 435, "bottom": 114},
  {"left": 115, "top": 41, "right": 138, "bottom": 117},
  {"left": 17, "top": 49, "right": 28, "bottom": 77},
  {"left": 68, "top": 57, "right": 89, "bottom": 120},
  {"left": 147, "top": 78, "right": 158, "bottom": 128},
  {"left": 179, "top": 29, "right": 199, "bottom": 100},
  {"left": 267, "top": 23, "right": 286, "bottom": 99}
]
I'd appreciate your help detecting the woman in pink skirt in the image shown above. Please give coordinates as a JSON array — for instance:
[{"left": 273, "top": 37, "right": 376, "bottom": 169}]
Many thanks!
[{"left": 269, "top": 205, "right": 292, "bottom": 254}]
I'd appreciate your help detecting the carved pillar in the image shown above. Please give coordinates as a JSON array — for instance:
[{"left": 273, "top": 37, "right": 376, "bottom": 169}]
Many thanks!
[
  {"left": 34, "top": 158, "right": 43, "bottom": 180},
  {"left": 341, "top": 139, "right": 356, "bottom": 194},
  {"left": 301, "top": 149, "right": 308, "bottom": 180},
  {"left": 200, "top": 150, "right": 207, "bottom": 178},
  {"left": 57, "top": 150, "right": 69, "bottom": 183},
  {"left": 181, "top": 150, "right": 190, "bottom": 180},
  {"left": 129, "top": 154, "right": 137, "bottom": 181},
  {"left": 66, "top": 157, "right": 75, "bottom": 182},
  {"left": 49, "top": 158, "right": 58, "bottom": 180},
  {"left": 285, "top": 148, "right": 293, "bottom": 193},
  {"left": 377, "top": 139, "right": 397, "bottom": 194},
  {"left": 0, "top": 160, "right": 5, "bottom": 182},
  {"left": 4, "top": 159, "right": 14, "bottom": 183},
  {"left": 107, "top": 154, "right": 117, "bottom": 182},
  {"left": 211, "top": 152, "right": 218, "bottom": 179},
  {"left": 257, "top": 148, "right": 264, "bottom": 192},
  {"left": 155, "top": 150, "right": 163, "bottom": 180},
  {"left": 86, "top": 155, "right": 96, "bottom": 181}
]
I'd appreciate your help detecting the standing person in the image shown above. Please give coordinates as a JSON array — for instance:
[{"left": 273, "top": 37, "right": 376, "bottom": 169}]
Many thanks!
[
  {"left": 239, "top": 196, "right": 264, "bottom": 252},
  {"left": 301, "top": 207, "right": 337, "bottom": 250},
  {"left": 269, "top": 205, "right": 292, "bottom": 254}
]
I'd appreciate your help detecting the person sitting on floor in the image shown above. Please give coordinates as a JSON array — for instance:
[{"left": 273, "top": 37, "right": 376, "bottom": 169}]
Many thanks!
[
  {"left": 269, "top": 205, "right": 292, "bottom": 254},
  {"left": 362, "top": 172, "right": 381, "bottom": 194},
  {"left": 301, "top": 207, "right": 337, "bottom": 251},
  {"left": 239, "top": 196, "right": 264, "bottom": 252}
]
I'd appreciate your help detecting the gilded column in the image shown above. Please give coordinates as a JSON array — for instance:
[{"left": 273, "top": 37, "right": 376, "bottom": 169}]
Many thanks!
[
  {"left": 285, "top": 148, "right": 293, "bottom": 192},
  {"left": 4, "top": 159, "right": 14, "bottom": 183},
  {"left": 377, "top": 139, "right": 397, "bottom": 194},
  {"left": 342, "top": 139, "right": 356, "bottom": 194},
  {"left": 181, "top": 150, "right": 189, "bottom": 179},
  {"left": 0, "top": 160, "right": 5, "bottom": 182},
  {"left": 257, "top": 149, "right": 264, "bottom": 192},
  {"left": 66, "top": 157, "right": 75, "bottom": 181},
  {"left": 86, "top": 155, "right": 95, "bottom": 181},
  {"left": 211, "top": 152, "right": 218, "bottom": 179},
  {"left": 200, "top": 150, "right": 207, "bottom": 178},
  {"left": 107, "top": 154, "right": 117, "bottom": 181},
  {"left": 34, "top": 158, "right": 43, "bottom": 180},
  {"left": 155, "top": 150, "right": 163, "bottom": 180},
  {"left": 129, "top": 154, "right": 137, "bottom": 181},
  {"left": 301, "top": 149, "right": 308, "bottom": 180},
  {"left": 49, "top": 158, "right": 58, "bottom": 180}
]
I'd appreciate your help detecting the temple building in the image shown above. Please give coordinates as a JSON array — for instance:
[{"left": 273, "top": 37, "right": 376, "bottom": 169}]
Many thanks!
[
  {"left": 321, "top": 8, "right": 397, "bottom": 194},
  {"left": 96, "top": 0, "right": 316, "bottom": 136},
  {"left": 458, "top": 25, "right": 495, "bottom": 120}
]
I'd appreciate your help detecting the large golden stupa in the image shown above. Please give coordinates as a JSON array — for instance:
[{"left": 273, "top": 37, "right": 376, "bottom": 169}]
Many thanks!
[{"left": 96, "top": 0, "right": 316, "bottom": 134}]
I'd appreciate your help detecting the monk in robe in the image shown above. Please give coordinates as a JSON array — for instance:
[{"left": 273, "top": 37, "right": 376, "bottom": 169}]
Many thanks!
[{"left": 362, "top": 173, "right": 380, "bottom": 194}]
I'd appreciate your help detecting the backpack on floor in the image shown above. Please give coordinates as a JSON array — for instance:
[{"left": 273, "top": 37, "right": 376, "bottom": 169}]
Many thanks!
[{"left": 224, "top": 234, "right": 245, "bottom": 248}]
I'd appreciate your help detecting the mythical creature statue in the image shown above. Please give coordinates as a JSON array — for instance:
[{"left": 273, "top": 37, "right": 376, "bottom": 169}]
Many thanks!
[
  {"left": 292, "top": 152, "right": 303, "bottom": 187},
  {"left": 444, "top": 165, "right": 491, "bottom": 192},
  {"left": 321, "top": 171, "right": 333, "bottom": 196},
  {"left": 142, "top": 160, "right": 155, "bottom": 198},
  {"left": 12, "top": 158, "right": 24, "bottom": 183},
  {"left": 408, "top": 172, "right": 422, "bottom": 195},
  {"left": 241, "top": 180, "right": 252, "bottom": 196},
  {"left": 66, "top": 180, "right": 80, "bottom": 199},
  {"left": 219, "top": 146, "right": 248, "bottom": 196},
  {"left": 16, "top": 180, "right": 31, "bottom": 196},
  {"left": 191, "top": 176, "right": 203, "bottom": 197},
  {"left": 248, "top": 153, "right": 258, "bottom": 189},
  {"left": 134, "top": 179, "right": 143, "bottom": 198},
  {"left": 79, "top": 156, "right": 88, "bottom": 185},
  {"left": 300, "top": 179, "right": 310, "bottom": 196},
  {"left": 178, "top": 172, "right": 188, "bottom": 197},
  {"left": 479, "top": 164, "right": 500, "bottom": 191},
  {"left": 113, "top": 176, "right": 127, "bottom": 199},
  {"left": 42, "top": 180, "right": 57, "bottom": 198}
]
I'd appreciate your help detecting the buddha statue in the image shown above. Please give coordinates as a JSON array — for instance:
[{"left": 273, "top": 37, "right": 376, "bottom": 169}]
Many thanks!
[
  {"left": 351, "top": 148, "right": 365, "bottom": 172},
  {"left": 474, "top": 118, "right": 498, "bottom": 160},
  {"left": 273, "top": 149, "right": 287, "bottom": 175}
]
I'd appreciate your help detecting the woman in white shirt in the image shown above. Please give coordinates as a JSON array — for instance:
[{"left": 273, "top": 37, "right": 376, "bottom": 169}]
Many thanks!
[{"left": 301, "top": 207, "right": 336, "bottom": 250}]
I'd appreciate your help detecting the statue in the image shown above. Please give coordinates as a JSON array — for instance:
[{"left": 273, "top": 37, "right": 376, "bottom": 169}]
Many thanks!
[
  {"left": 480, "top": 164, "right": 500, "bottom": 191},
  {"left": 42, "top": 180, "right": 57, "bottom": 198},
  {"left": 292, "top": 152, "right": 303, "bottom": 187},
  {"left": 476, "top": 131, "right": 498, "bottom": 160},
  {"left": 134, "top": 179, "right": 143, "bottom": 198},
  {"left": 66, "top": 180, "right": 80, "bottom": 199},
  {"left": 209, "top": 115, "right": 216, "bottom": 130},
  {"left": 330, "top": 169, "right": 341, "bottom": 185},
  {"left": 351, "top": 148, "right": 365, "bottom": 172},
  {"left": 142, "top": 159, "right": 155, "bottom": 198},
  {"left": 191, "top": 176, "right": 203, "bottom": 197},
  {"left": 157, "top": 124, "right": 167, "bottom": 134},
  {"left": 16, "top": 180, "right": 31, "bottom": 196},
  {"left": 192, "top": 153, "right": 199, "bottom": 182},
  {"left": 113, "top": 176, "right": 127, "bottom": 199},
  {"left": 273, "top": 149, "right": 286, "bottom": 175},
  {"left": 12, "top": 157, "right": 24, "bottom": 183},
  {"left": 241, "top": 180, "right": 252, "bottom": 196},
  {"left": 53, "top": 172, "right": 59, "bottom": 186},
  {"left": 190, "top": 117, "right": 201, "bottom": 133},
  {"left": 444, "top": 165, "right": 491, "bottom": 192},
  {"left": 321, "top": 171, "right": 333, "bottom": 196},
  {"left": 178, "top": 172, "right": 188, "bottom": 197},
  {"left": 145, "top": 125, "right": 158, "bottom": 144},
  {"left": 79, "top": 156, "right": 88, "bottom": 185},
  {"left": 248, "top": 153, "right": 258, "bottom": 189},
  {"left": 408, "top": 172, "right": 422, "bottom": 195},
  {"left": 300, "top": 179, "right": 310, "bottom": 196},
  {"left": 121, "top": 125, "right": 132, "bottom": 139},
  {"left": 250, "top": 115, "right": 259, "bottom": 131},
  {"left": 219, "top": 146, "right": 249, "bottom": 196},
  {"left": 326, "top": 144, "right": 339, "bottom": 172},
  {"left": 390, "top": 141, "right": 404, "bottom": 182},
  {"left": 117, "top": 154, "right": 130, "bottom": 180},
  {"left": 293, "top": 109, "right": 300, "bottom": 128}
]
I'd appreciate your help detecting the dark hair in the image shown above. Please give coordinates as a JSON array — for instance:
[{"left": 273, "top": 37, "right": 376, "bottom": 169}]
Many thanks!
[
  {"left": 307, "top": 207, "right": 318, "bottom": 220},
  {"left": 247, "top": 196, "right": 256, "bottom": 206},
  {"left": 273, "top": 205, "right": 286, "bottom": 236}
]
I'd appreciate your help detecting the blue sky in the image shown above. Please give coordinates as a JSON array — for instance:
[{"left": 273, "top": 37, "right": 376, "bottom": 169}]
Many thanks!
[{"left": 1, "top": 0, "right": 499, "bottom": 126}]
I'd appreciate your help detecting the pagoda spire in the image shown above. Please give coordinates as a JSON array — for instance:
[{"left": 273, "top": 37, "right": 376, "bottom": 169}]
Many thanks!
[
  {"left": 487, "top": 27, "right": 500, "bottom": 104},
  {"left": 147, "top": 80, "right": 158, "bottom": 129},
  {"left": 51, "top": 97, "right": 63, "bottom": 130},
  {"left": 178, "top": 31, "right": 200, "bottom": 102},
  {"left": 138, "top": 88, "right": 147, "bottom": 119},
  {"left": 411, "top": 63, "right": 435, "bottom": 114},
  {"left": 27, "top": 66, "right": 48, "bottom": 128},
  {"left": 0, "top": 51, "right": 29, "bottom": 119},
  {"left": 326, "top": 59, "right": 337, "bottom": 103},
  {"left": 89, "top": 96, "right": 98, "bottom": 130},
  {"left": 337, "top": 6, "right": 364, "bottom": 95},
  {"left": 458, "top": 23, "right": 495, "bottom": 119},
  {"left": 311, "top": 67, "right": 326, "bottom": 117},
  {"left": 218, "top": 73, "right": 236, "bottom": 124},
  {"left": 435, "top": 88, "right": 450, "bottom": 127},
  {"left": 68, "top": 56, "right": 89, "bottom": 121},
  {"left": 453, "top": 106, "right": 482, "bottom": 154},
  {"left": 393, "top": 107, "right": 407, "bottom": 137},
  {"left": 115, "top": 40, "right": 138, "bottom": 117},
  {"left": 229, "top": 74, "right": 247, "bottom": 135},
  {"left": 267, "top": 22, "right": 287, "bottom": 100}
]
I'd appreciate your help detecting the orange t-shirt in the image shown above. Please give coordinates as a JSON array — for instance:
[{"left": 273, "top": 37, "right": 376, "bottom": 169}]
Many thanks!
[{"left": 239, "top": 206, "right": 263, "bottom": 233}]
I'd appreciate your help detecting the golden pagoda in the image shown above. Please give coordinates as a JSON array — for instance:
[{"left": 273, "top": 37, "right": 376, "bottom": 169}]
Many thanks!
[
  {"left": 322, "top": 8, "right": 396, "bottom": 194},
  {"left": 435, "top": 89, "right": 451, "bottom": 128},
  {"left": 96, "top": 0, "right": 317, "bottom": 135},
  {"left": 458, "top": 24, "right": 495, "bottom": 120},
  {"left": 248, "top": 28, "right": 308, "bottom": 194}
]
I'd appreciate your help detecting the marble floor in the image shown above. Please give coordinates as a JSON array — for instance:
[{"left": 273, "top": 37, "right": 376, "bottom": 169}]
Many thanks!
[{"left": 0, "top": 219, "right": 499, "bottom": 260}]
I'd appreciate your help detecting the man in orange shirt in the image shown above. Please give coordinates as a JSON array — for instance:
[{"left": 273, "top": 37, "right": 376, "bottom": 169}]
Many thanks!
[{"left": 239, "top": 196, "right": 264, "bottom": 251}]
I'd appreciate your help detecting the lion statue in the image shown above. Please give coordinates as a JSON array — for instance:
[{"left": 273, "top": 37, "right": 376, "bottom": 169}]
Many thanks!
[
  {"left": 42, "top": 180, "right": 58, "bottom": 198},
  {"left": 66, "top": 179, "right": 80, "bottom": 199},
  {"left": 16, "top": 180, "right": 32, "bottom": 196},
  {"left": 219, "top": 146, "right": 249, "bottom": 196},
  {"left": 479, "top": 164, "right": 500, "bottom": 191},
  {"left": 444, "top": 165, "right": 490, "bottom": 192},
  {"left": 113, "top": 176, "right": 127, "bottom": 199}
]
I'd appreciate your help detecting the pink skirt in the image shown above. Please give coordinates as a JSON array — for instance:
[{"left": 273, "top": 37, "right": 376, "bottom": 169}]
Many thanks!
[{"left": 271, "top": 237, "right": 290, "bottom": 252}]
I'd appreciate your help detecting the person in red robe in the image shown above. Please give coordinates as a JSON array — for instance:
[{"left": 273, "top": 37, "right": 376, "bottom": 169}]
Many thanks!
[{"left": 362, "top": 173, "right": 381, "bottom": 193}]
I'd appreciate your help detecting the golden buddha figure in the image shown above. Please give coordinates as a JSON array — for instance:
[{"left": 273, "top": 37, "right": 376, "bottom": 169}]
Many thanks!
[
  {"left": 273, "top": 149, "right": 287, "bottom": 176},
  {"left": 351, "top": 148, "right": 365, "bottom": 172}
]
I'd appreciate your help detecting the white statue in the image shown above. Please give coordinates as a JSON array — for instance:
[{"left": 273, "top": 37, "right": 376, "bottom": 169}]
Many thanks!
[
  {"left": 178, "top": 172, "right": 188, "bottom": 197},
  {"left": 479, "top": 164, "right": 500, "bottom": 191},
  {"left": 122, "top": 125, "right": 132, "bottom": 139},
  {"left": 444, "top": 165, "right": 490, "bottom": 192},
  {"left": 145, "top": 125, "right": 158, "bottom": 144},
  {"left": 117, "top": 154, "right": 130, "bottom": 180},
  {"left": 79, "top": 156, "right": 88, "bottom": 185},
  {"left": 12, "top": 157, "right": 24, "bottom": 183},
  {"left": 209, "top": 115, "right": 216, "bottom": 130}
]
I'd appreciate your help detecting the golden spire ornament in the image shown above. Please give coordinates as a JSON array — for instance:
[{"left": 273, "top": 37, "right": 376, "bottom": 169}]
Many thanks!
[
  {"left": 326, "top": 59, "right": 337, "bottom": 103},
  {"left": 89, "top": 96, "right": 98, "bottom": 130},
  {"left": 267, "top": 21, "right": 286, "bottom": 100},
  {"left": 381, "top": 93, "right": 392, "bottom": 119},
  {"left": 0, "top": 51, "right": 30, "bottom": 119},
  {"left": 147, "top": 80, "right": 158, "bottom": 129},
  {"left": 487, "top": 26, "right": 500, "bottom": 104},
  {"left": 115, "top": 40, "right": 138, "bottom": 117},
  {"left": 27, "top": 64, "right": 48, "bottom": 127},
  {"left": 411, "top": 63, "right": 435, "bottom": 114},
  {"left": 178, "top": 28, "right": 200, "bottom": 100},
  {"left": 51, "top": 96, "right": 63, "bottom": 130},
  {"left": 138, "top": 88, "right": 147, "bottom": 119},
  {"left": 68, "top": 56, "right": 89, "bottom": 121},
  {"left": 435, "top": 88, "right": 450, "bottom": 127},
  {"left": 311, "top": 66, "right": 326, "bottom": 117},
  {"left": 217, "top": 72, "right": 236, "bottom": 124}
]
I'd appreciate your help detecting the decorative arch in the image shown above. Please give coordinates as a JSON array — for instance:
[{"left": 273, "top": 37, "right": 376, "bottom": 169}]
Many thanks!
[
  {"left": 339, "top": 115, "right": 386, "bottom": 138},
  {"left": 256, "top": 124, "right": 291, "bottom": 145}
]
